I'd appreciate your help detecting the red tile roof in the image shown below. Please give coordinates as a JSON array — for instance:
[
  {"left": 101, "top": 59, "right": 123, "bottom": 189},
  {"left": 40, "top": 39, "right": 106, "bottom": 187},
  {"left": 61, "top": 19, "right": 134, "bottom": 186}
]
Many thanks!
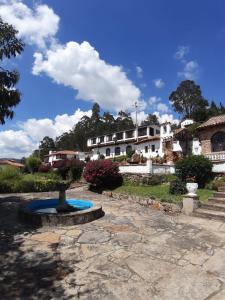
[
  {"left": 0, "top": 160, "right": 24, "bottom": 168},
  {"left": 198, "top": 114, "right": 225, "bottom": 129},
  {"left": 45, "top": 150, "right": 78, "bottom": 157}
]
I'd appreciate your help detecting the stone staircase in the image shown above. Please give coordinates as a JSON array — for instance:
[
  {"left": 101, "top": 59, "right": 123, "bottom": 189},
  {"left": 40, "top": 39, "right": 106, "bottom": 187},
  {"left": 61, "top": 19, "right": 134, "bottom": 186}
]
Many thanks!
[{"left": 193, "top": 186, "right": 225, "bottom": 221}]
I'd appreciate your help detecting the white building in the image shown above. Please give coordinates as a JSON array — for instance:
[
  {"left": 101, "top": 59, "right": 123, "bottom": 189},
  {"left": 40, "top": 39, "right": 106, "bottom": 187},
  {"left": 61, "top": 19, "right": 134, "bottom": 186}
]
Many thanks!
[
  {"left": 87, "top": 124, "right": 165, "bottom": 160},
  {"left": 44, "top": 150, "right": 86, "bottom": 166},
  {"left": 87, "top": 120, "right": 202, "bottom": 163}
]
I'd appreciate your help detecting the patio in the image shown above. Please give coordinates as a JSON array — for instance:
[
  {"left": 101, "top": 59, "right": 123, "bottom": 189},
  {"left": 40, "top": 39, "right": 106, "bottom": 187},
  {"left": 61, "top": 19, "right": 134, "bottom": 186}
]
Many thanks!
[{"left": 1, "top": 188, "right": 225, "bottom": 299}]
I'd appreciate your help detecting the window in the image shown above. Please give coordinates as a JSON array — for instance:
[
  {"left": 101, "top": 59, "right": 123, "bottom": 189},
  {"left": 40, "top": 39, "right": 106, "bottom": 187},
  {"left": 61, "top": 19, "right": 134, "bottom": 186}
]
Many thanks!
[
  {"left": 92, "top": 138, "right": 96, "bottom": 144},
  {"left": 99, "top": 136, "right": 104, "bottom": 143},
  {"left": 149, "top": 127, "right": 154, "bottom": 136},
  {"left": 138, "top": 127, "right": 147, "bottom": 136},
  {"left": 126, "top": 130, "right": 134, "bottom": 139},
  {"left": 163, "top": 126, "right": 167, "bottom": 134},
  {"left": 126, "top": 145, "right": 132, "bottom": 154},
  {"left": 106, "top": 148, "right": 111, "bottom": 157},
  {"left": 145, "top": 146, "right": 148, "bottom": 153},
  {"left": 151, "top": 145, "right": 155, "bottom": 152},
  {"left": 107, "top": 135, "right": 112, "bottom": 142},
  {"left": 115, "top": 147, "right": 121, "bottom": 156},
  {"left": 156, "top": 129, "right": 160, "bottom": 135},
  {"left": 116, "top": 132, "right": 123, "bottom": 140},
  {"left": 211, "top": 132, "right": 225, "bottom": 152}
]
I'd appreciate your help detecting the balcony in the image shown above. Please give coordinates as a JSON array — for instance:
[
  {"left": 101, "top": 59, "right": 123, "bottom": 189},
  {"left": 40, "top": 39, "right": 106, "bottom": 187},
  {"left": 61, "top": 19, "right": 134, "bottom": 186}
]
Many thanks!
[{"left": 205, "top": 152, "right": 225, "bottom": 162}]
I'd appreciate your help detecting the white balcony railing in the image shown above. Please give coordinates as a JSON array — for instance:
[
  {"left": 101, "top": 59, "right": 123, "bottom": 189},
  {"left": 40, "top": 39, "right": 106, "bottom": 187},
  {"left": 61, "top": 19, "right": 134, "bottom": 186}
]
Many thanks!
[{"left": 205, "top": 151, "right": 225, "bottom": 162}]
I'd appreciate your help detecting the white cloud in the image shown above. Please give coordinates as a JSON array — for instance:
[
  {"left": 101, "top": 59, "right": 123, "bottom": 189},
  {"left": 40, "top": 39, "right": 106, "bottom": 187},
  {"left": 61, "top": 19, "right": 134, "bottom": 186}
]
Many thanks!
[
  {"left": 1, "top": 0, "right": 144, "bottom": 112},
  {"left": 131, "top": 110, "right": 148, "bottom": 125},
  {"left": 174, "top": 46, "right": 189, "bottom": 61},
  {"left": 0, "top": 108, "right": 91, "bottom": 158},
  {"left": 178, "top": 60, "right": 199, "bottom": 80},
  {"left": 0, "top": 0, "right": 59, "bottom": 48},
  {"left": 136, "top": 66, "right": 143, "bottom": 78},
  {"left": 148, "top": 96, "right": 161, "bottom": 105},
  {"left": 0, "top": 130, "right": 36, "bottom": 158},
  {"left": 33, "top": 41, "right": 143, "bottom": 112},
  {"left": 153, "top": 112, "right": 179, "bottom": 124},
  {"left": 153, "top": 78, "right": 165, "bottom": 88},
  {"left": 156, "top": 103, "right": 169, "bottom": 113}
]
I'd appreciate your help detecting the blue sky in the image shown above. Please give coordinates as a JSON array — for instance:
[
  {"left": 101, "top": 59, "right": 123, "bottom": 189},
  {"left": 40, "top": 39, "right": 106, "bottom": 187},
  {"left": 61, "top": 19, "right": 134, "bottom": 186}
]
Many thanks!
[{"left": 0, "top": 0, "right": 225, "bottom": 157}]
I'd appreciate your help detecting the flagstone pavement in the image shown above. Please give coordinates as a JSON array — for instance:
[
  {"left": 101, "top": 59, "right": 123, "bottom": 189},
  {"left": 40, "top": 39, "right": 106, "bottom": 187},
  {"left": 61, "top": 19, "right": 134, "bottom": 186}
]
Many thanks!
[{"left": 1, "top": 188, "right": 225, "bottom": 299}]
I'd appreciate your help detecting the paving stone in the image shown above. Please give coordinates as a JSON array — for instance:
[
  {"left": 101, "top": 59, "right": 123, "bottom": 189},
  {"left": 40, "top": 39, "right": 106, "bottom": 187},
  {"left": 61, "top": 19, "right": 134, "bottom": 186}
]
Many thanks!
[
  {"left": 66, "top": 229, "right": 82, "bottom": 237},
  {"left": 30, "top": 232, "right": 60, "bottom": 244},
  {"left": 204, "top": 249, "right": 225, "bottom": 282},
  {"left": 78, "top": 230, "right": 110, "bottom": 244}
]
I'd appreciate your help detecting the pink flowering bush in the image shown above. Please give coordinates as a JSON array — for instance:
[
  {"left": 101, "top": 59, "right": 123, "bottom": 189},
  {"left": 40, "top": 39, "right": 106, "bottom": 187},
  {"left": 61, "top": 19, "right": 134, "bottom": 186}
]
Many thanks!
[{"left": 83, "top": 159, "right": 122, "bottom": 188}]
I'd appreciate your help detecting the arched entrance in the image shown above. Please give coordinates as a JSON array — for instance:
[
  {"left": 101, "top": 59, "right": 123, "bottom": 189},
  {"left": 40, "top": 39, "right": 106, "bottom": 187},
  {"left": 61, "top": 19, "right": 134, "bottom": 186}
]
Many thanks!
[
  {"left": 211, "top": 131, "right": 225, "bottom": 152},
  {"left": 126, "top": 145, "right": 132, "bottom": 155}
]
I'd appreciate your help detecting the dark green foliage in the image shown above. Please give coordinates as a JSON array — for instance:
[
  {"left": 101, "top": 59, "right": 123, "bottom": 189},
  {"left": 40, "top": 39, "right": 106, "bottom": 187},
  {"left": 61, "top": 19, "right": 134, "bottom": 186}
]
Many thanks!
[
  {"left": 141, "top": 114, "right": 159, "bottom": 126},
  {"left": 169, "top": 179, "right": 187, "bottom": 195},
  {"left": 0, "top": 18, "right": 24, "bottom": 124},
  {"left": 175, "top": 155, "right": 213, "bottom": 188},
  {"left": 0, "top": 171, "right": 63, "bottom": 193},
  {"left": 38, "top": 136, "right": 56, "bottom": 160},
  {"left": 69, "top": 159, "right": 85, "bottom": 181},
  {"left": 26, "top": 156, "right": 42, "bottom": 173},
  {"left": 169, "top": 80, "right": 208, "bottom": 121}
]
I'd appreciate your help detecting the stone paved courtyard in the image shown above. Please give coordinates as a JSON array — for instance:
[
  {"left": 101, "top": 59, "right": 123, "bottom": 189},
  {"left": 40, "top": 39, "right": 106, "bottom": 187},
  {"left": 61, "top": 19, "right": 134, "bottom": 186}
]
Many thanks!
[{"left": 1, "top": 189, "right": 225, "bottom": 299}]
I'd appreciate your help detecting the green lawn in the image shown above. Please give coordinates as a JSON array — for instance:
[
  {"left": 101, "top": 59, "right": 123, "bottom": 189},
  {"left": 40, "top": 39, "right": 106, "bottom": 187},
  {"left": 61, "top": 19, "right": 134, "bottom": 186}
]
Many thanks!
[{"left": 113, "top": 183, "right": 213, "bottom": 203}]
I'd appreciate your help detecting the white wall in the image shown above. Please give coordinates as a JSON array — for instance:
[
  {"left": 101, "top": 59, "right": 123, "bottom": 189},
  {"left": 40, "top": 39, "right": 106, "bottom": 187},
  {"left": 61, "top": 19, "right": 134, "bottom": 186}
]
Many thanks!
[
  {"left": 212, "top": 162, "right": 225, "bottom": 173},
  {"left": 119, "top": 160, "right": 175, "bottom": 174}
]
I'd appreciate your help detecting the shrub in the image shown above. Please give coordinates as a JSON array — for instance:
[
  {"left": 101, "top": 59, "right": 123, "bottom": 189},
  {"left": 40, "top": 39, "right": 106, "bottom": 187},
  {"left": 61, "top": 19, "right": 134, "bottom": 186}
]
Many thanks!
[
  {"left": 169, "top": 179, "right": 187, "bottom": 195},
  {"left": 38, "top": 163, "right": 51, "bottom": 173},
  {"left": 113, "top": 155, "right": 127, "bottom": 163},
  {"left": 126, "top": 149, "right": 135, "bottom": 159},
  {"left": 0, "top": 166, "right": 22, "bottom": 181},
  {"left": 175, "top": 155, "right": 213, "bottom": 188},
  {"left": 14, "top": 178, "right": 59, "bottom": 193},
  {"left": 164, "top": 174, "right": 178, "bottom": 183},
  {"left": 69, "top": 159, "right": 85, "bottom": 181},
  {"left": 56, "top": 159, "right": 85, "bottom": 181},
  {"left": 206, "top": 176, "right": 225, "bottom": 191},
  {"left": 83, "top": 159, "right": 122, "bottom": 189},
  {"left": 26, "top": 155, "right": 42, "bottom": 173}
]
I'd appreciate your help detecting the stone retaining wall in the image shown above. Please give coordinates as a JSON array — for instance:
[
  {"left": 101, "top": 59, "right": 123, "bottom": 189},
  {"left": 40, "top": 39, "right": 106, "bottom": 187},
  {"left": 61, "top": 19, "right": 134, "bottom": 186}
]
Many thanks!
[{"left": 102, "top": 190, "right": 181, "bottom": 214}]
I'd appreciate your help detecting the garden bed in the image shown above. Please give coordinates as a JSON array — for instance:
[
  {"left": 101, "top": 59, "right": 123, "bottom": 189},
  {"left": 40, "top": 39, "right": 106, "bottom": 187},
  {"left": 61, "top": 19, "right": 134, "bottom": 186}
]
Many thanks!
[{"left": 112, "top": 183, "right": 213, "bottom": 203}]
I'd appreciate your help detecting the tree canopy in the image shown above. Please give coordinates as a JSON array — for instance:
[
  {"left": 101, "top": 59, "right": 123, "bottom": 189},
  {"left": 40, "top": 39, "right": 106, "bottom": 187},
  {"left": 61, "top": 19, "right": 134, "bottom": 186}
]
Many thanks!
[
  {"left": 0, "top": 18, "right": 24, "bottom": 124},
  {"left": 169, "top": 80, "right": 208, "bottom": 121}
]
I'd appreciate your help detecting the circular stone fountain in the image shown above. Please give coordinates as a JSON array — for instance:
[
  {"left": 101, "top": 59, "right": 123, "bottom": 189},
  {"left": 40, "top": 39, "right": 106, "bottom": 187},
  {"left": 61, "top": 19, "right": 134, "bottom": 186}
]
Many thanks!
[{"left": 19, "top": 182, "right": 104, "bottom": 227}]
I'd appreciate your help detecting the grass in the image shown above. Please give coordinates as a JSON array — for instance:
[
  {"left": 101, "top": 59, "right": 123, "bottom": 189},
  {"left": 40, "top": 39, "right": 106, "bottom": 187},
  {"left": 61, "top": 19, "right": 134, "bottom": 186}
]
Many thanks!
[{"left": 113, "top": 183, "right": 213, "bottom": 203}]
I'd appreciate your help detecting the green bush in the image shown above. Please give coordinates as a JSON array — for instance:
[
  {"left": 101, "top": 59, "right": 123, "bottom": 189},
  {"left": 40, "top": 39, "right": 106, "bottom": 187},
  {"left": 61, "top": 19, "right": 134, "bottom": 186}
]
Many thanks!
[
  {"left": 14, "top": 178, "right": 59, "bottom": 193},
  {"left": 26, "top": 155, "right": 42, "bottom": 173},
  {"left": 164, "top": 174, "right": 178, "bottom": 183},
  {"left": 206, "top": 176, "right": 225, "bottom": 191},
  {"left": 113, "top": 155, "right": 127, "bottom": 163},
  {"left": 169, "top": 179, "right": 187, "bottom": 195},
  {"left": 0, "top": 166, "right": 22, "bottom": 181},
  {"left": 69, "top": 159, "right": 85, "bottom": 181},
  {"left": 175, "top": 155, "right": 213, "bottom": 188}
]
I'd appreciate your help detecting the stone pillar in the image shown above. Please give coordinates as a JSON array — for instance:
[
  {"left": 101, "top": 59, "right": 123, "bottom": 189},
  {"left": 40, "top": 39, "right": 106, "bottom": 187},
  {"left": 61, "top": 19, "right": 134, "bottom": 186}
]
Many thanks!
[
  {"left": 182, "top": 194, "right": 199, "bottom": 216},
  {"left": 147, "top": 159, "right": 152, "bottom": 174}
]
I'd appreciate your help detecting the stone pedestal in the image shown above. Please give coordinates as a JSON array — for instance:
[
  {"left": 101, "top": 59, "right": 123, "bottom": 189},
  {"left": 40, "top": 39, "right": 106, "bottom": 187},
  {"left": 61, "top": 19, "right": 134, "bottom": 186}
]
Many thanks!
[{"left": 182, "top": 194, "right": 199, "bottom": 216}]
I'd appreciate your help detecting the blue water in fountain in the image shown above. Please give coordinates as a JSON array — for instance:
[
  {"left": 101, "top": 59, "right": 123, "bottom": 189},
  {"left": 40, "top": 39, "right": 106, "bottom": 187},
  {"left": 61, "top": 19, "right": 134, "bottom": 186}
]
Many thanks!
[{"left": 27, "top": 199, "right": 93, "bottom": 214}]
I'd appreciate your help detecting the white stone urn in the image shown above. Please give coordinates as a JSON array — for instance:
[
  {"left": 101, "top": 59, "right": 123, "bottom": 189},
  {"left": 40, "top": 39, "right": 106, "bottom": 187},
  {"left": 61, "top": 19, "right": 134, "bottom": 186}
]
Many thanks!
[{"left": 186, "top": 182, "right": 198, "bottom": 196}]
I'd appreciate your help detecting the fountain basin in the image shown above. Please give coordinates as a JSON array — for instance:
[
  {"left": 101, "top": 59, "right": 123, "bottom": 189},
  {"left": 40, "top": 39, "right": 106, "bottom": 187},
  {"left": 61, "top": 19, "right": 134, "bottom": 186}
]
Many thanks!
[{"left": 19, "top": 198, "right": 104, "bottom": 227}]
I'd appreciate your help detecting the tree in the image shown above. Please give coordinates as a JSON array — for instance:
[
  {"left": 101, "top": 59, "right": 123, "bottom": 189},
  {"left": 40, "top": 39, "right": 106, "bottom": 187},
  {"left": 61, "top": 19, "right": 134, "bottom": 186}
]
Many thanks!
[
  {"left": 141, "top": 114, "right": 159, "bottom": 126},
  {"left": 169, "top": 80, "right": 208, "bottom": 121},
  {"left": 26, "top": 155, "right": 41, "bottom": 173},
  {"left": 0, "top": 18, "right": 24, "bottom": 124},
  {"left": 39, "top": 136, "right": 56, "bottom": 159}
]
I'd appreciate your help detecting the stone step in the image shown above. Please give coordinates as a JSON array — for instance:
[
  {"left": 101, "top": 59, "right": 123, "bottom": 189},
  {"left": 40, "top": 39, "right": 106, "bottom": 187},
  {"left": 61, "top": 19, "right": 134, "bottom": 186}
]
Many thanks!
[
  {"left": 201, "top": 202, "right": 225, "bottom": 212},
  {"left": 208, "top": 197, "right": 225, "bottom": 204},
  {"left": 213, "top": 192, "right": 225, "bottom": 198},
  {"left": 218, "top": 187, "right": 225, "bottom": 192},
  {"left": 193, "top": 208, "right": 225, "bottom": 221}
]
